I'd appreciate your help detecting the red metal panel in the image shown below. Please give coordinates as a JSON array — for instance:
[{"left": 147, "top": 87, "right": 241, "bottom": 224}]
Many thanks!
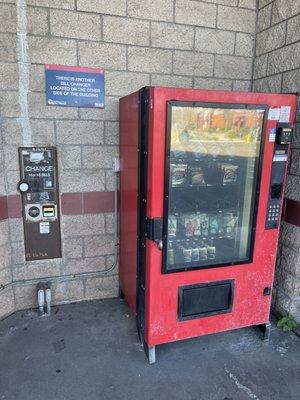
[
  {"left": 143, "top": 87, "right": 297, "bottom": 346},
  {"left": 119, "top": 91, "right": 140, "bottom": 315}
]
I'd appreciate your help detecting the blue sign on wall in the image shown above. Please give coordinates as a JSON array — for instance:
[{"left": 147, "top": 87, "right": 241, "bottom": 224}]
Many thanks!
[{"left": 45, "top": 64, "right": 104, "bottom": 108}]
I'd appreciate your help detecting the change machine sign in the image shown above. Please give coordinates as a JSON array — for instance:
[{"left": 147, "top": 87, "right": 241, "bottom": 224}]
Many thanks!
[{"left": 45, "top": 64, "right": 104, "bottom": 108}]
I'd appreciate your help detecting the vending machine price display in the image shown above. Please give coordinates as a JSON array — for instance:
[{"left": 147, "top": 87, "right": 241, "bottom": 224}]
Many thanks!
[{"left": 164, "top": 104, "right": 265, "bottom": 272}]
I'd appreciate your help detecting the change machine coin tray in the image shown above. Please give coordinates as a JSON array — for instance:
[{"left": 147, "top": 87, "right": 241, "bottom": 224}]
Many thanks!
[{"left": 18, "top": 147, "right": 61, "bottom": 261}]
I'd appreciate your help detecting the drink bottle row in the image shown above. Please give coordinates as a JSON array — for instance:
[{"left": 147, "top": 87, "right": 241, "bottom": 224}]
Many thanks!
[
  {"left": 168, "top": 239, "right": 216, "bottom": 265},
  {"left": 168, "top": 211, "right": 238, "bottom": 239}
]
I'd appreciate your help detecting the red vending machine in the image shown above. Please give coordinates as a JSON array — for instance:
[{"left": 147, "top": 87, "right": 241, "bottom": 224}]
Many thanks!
[{"left": 119, "top": 87, "right": 297, "bottom": 363}]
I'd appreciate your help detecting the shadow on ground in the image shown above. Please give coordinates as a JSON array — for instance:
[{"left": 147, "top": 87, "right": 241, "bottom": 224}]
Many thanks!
[{"left": 0, "top": 298, "right": 299, "bottom": 400}]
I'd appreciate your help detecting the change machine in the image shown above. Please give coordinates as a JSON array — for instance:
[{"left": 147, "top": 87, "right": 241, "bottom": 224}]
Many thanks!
[
  {"left": 18, "top": 147, "right": 61, "bottom": 261},
  {"left": 119, "top": 87, "right": 297, "bottom": 363}
]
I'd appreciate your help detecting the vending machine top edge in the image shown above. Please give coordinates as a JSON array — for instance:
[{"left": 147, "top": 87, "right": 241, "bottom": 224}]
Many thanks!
[{"left": 119, "top": 87, "right": 297, "bottom": 363}]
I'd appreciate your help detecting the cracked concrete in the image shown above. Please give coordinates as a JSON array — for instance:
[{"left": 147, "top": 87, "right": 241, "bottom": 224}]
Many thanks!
[{"left": 0, "top": 299, "right": 299, "bottom": 400}]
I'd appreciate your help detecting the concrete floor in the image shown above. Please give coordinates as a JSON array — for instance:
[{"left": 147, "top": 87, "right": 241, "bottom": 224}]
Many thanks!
[{"left": 0, "top": 299, "right": 299, "bottom": 400}]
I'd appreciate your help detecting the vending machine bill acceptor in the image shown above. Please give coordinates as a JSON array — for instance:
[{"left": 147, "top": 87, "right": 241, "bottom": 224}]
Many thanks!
[{"left": 119, "top": 87, "right": 297, "bottom": 363}]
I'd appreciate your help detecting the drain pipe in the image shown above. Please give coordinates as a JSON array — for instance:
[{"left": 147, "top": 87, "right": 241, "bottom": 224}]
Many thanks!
[
  {"left": 45, "top": 282, "right": 51, "bottom": 316},
  {"left": 37, "top": 283, "right": 45, "bottom": 316}
]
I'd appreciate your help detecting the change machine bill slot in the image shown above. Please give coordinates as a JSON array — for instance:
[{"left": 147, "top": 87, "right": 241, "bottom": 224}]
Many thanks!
[{"left": 18, "top": 147, "right": 62, "bottom": 261}]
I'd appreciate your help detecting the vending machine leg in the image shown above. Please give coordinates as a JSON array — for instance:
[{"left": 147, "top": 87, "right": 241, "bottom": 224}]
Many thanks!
[
  {"left": 144, "top": 343, "right": 156, "bottom": 365},
  {"left": 256, "top": 322, "right": 271, "bottom": 341},
  {"left": 119, "top": 286, "right": 125, "bottom": 299}
]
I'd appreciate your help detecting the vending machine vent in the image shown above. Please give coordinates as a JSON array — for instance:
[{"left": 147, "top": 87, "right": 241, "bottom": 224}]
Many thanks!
[{"left": 178, "top": 280, "right": 234, "bottom": 321}]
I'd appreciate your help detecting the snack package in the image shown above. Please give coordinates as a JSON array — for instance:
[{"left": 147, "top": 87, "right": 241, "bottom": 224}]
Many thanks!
[
  {"left": 193, "top": 214, "right": 201, "bottom": 236},
  {"left": 170, "top": 164, "right": 188, "bottom": 187},
  {"left": 223, "top": 213, "right": 238, "bottom": 235},
  {"left": 168, "top": 217, "right": 177, "bottom": 237},
  {"left": 183, "top": 215, "right": 195, "bottom": 237},
  {"left": 190, "top": 166, "right": 206, "bottom": 185},
  {"left": 199, "top": 214, "right": 209, "bottom": 236},
  {"left": 222, "top": 163, "right": 238, "bottom": 184},
  {"left": 209, "top": 214, "right": 219, "bottom": 235}
]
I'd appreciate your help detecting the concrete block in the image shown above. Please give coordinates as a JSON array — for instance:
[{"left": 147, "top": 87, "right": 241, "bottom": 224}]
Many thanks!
[
  {"left": 217, "top": 6, "right": 256, "bottom": 33},
  {"left": 105, "top": 122, "right": 119, "bottom": 145},
  {"left": 51, "top": 280, "right": 84, "bottom": 304},
  {"left": 253, "top": 74, "right": 282, "bottom": 93},
  {"left": 13, "top": 259, "right": 62, "bottom": 281},
  {"left": 0, "top": 245, "right": 11, "bottom": 270},
  {"left": 204, "top": 0, "right": 237, "bottom": 4},
  {"left": 84, "top": 234, "right": 114, "bottom": 257},
  {"left": 0, "top": 33, "right": 17, "bottom": 62},
  {"left": 105, "top": 170, "right": 116, "bottom": 192},
  {"left": 62, "top": 237, "right": 84, "bottom": 260},
  {"left": 4, "top": 170, "right": 19, "bottom": 195},
  {"left": 238, "top": 0, "right": 256, "bottom": 9},
  {"left": 59, "top": 169, "right": 105, "bottom": 192},
  {"left": 10, "top": 241, "right": 25, "bottom": 265},
  {"left": 0, "top": 268, "right": 12, "bottom": 287},
  {"left": 253, "top": 54, "right": 268, "bottom": 79},
  {"left": 195, "top": 28, "right": 235, "bottom": 55},
  {"left": 8, "top": 218, "right": 24, "bottom": 243},
  {"left": 290, "top": 149, "right": 300, "bottom": 175},
  {"left": 292, "top": 123, "right": 300, "bottom": 147},
  {"left": 3, "top": 144, "right": 19, "bottom": 171},
  {"left": 151, "top": 22, "right": 194, "bottom": 50},
  {"left": 0, "top": 220, "right": 9, "bottom": 246},
  {"left": 282, "top": 69, "right": 300, "bottom": 94},
  {"left": 280, "top": 222, "right": 300, "bottom": 251},
  {"left": 233, "top": 80, "right": 251, "bottom": 91},
  {"left": 105, "top": 213, "right": 115, "bottom": 234},
  {"left": 28, "top": 36, "right": 77, "bottom": 65},
  {"left": 82, "top": 145, "right": 118, "bottom": 169},
  {"left": 50, "top": 10, "right": 101, "bottom": 41},
  {"left": 0, "top": 62, "right": 18, "bottom": 90},
  {"left": 174, "top": 51, "right": 214, "bottom": 77},
  {"left": 105, "top": 71, "right": 150, "bottom": 97},
  {"left": 278, "top": 271, "right": 300, "bottom": 298},
  {"left": 128, "top": 0, "right": 173, "bottom": 22},
  {"left": 85, "top": 275, "right": 118, "bottom": 299},
  {"left": 0, "top": 3, "right": 16, "bottom": 33},
  {"left": 256, "top": 22, "right": 286, "bottom": 56},
  {"left": 214, "top": 55, "right": 252, "bottom": 79},
  {"left": 79, "top": 96, "right": 119, "bottom": 121},
  {"left": 59, "top": 146, "right": 82, "bottom": 170},
  {"left": 56, "top": 120, "right": 104, "bottom": 145},
  {"left": 275, "top": 288, "right": 293, "bottom": 316},
  {"left": 103, "top": 16, "right": 150, "bottom": 46},
  {"left": 27, "top": 6, "right": 49, "bottom": 35},
  {"left": 272, "top": 0, "right": 300, "bottom": 24},
  {"left": 258, "top": 0, "right": 273, "bottom": 8},
  {"left": 3, "top": 119, "right": 55, "bottom": 146},
  {"left": 0, "top": 91, "right": 20, "bottom": 118},
  {"left": 63, "top": 256, "right": 106, "bottom": 275},
  {"left": 175, "top": 0, "right": 216, "bottom": 27},
  {"left": 14, "top": 284, "right": 36, "bottom": 310},
  {"left": 77, "top": 0, "right": 126, "bottom": 16},
  {"left": 78, "top": 42, "right": 126, "bottom": 70},
  {"left": 257, "top": 3, "right": 272, "bottom": 32},
  {"left": 194, "top": 77, "right": 232, "bottom": 90},
  {"left": 27, "top": 0, "right": 74, "bottom": 8},
  {"left": 128, "top": 46, "right": 172, "bottom": 74},
  {"left": 29, "top": 64, "right": 45, "bottom": 92},
  {"left": 235, "top": 33, "right": 254, "bottom": 57},
  {"left": 151, "top": 74, "right": 193, "bottom": 88},
  {"left": 29, "top": 93, "right": 78, "bottom": 119},
  {"left": 0, "top": 288, "right": 14, "bottom": 319},
  {"left": 61, "top": 214, "right": 105, "bottom": 237},
  {"left": 286, "top": 175, "right": 300, "bottom": 202},
  {"left": 286, "top": 14, "right": 300, "bottom": 45}
]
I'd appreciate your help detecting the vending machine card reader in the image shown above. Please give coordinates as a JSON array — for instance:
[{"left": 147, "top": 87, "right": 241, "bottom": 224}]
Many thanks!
[{"left": 18, "top": 147, "right": 61, "bottom": 261}]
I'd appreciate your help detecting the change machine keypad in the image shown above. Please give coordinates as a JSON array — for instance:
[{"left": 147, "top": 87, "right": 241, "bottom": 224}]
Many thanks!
[{"left": 18, "top": 147, "right": 62, "bottom": 261}]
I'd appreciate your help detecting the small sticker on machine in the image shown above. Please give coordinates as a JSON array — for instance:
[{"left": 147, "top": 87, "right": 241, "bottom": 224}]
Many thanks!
[
  {"left": 40, "top": 222, "right": 50, "bottom": 234},
  {"left": 268, "top": 108, "right": 280, "bottom": 120},
  {"left": 279, "top": 106, "right": 291, "bottom": 123},
  {"left": 273, "top": 155, "right": 287, "bottom": 162},
  {"left": 269, "top": 128, "right": 276, "bottom": 142}
]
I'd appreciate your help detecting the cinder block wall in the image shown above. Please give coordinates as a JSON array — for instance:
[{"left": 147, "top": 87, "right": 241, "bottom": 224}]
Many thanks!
[
  {"left": 253, "top": 0, "right": 300, "bottom": 322},
  {"left": 1, "top": 0, "right": 257, "bottom": 319}
]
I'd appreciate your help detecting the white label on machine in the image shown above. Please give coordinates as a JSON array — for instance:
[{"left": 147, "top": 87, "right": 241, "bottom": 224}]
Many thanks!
[
  {"left": 40, "top": 222, "right": 50, "bottom": 234},
  {"left": 279, "top": 106, "right": 291, "bottom": 123},
  {"left": 268, "top": 108, "right": 280, "bottom": 120},
  {"left": 273, "top": 155, "right": 287, "bottom": 162}
]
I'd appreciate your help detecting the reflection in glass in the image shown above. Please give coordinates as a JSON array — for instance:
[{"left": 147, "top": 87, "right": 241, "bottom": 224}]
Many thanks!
[{"left": 166, "top": 105, "right": 265, "bottom": 271}]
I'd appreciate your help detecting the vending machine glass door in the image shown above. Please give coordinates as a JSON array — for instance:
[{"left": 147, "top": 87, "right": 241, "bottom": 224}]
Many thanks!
[{"left": 164, "top": 102, "right": 266, "bottom": 272}]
